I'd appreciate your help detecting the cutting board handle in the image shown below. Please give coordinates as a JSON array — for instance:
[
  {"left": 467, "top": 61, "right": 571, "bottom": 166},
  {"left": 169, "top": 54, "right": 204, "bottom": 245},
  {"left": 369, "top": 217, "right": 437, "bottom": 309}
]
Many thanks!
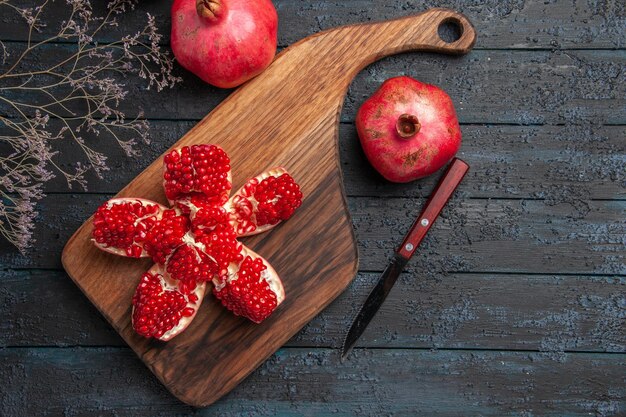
[
  {"left": 354, "top": 8, "right": 476, "bottom": 57},
  {"left": 291, "top": 8, "right": 476, "bottom": 90}
]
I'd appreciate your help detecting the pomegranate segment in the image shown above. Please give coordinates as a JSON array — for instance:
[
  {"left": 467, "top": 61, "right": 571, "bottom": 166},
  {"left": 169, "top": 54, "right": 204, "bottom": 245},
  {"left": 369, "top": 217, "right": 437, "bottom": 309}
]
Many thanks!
[
  {"left": 213, "top": 248, "right": 285, "bottom": 323},
  {"left": 143, "top": 208, "right": 190, "bottom": 264},
  {"left": 194, "top": 223, "right": 244, "bottom": 281},
  {"left": 131, "top": 264, "right": 206, "bottom": 341},
  {"left": 92, "top": 198, "right": 166, "bottom": 258},
  {"left": 163, "top": 144, "right": 232, "bottom": 205},
  {"left": 164, "top": 222, "right": 243, "bottom": 294},
  {"left": 177, "top": 195, "right": 230, "bottom": 238},
  {"left": 226, "top": 168, "right": 303, "bottom": 236},
  {"left": 166, "top": 243, "right": 217, "bottom": 294}
]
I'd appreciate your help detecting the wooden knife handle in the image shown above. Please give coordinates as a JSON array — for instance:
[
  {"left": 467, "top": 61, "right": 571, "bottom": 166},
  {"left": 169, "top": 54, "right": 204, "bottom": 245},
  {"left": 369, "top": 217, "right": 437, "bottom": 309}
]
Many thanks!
[{"left": 397, "top": 158, "right": 469, "bottom": 260}]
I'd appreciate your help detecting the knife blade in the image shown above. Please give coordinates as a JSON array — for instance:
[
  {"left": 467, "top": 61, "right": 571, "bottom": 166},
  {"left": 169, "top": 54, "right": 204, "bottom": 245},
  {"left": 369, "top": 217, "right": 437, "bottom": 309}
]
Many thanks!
[{"left": 341, "top": 158, "right": 469, "bottom": 360}]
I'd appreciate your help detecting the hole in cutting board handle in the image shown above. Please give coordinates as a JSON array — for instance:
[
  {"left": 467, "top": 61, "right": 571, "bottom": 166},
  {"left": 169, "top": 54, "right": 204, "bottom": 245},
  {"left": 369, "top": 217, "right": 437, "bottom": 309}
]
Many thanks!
[{"left": 437, "top": 17, "right": 464, "bottom": 43}]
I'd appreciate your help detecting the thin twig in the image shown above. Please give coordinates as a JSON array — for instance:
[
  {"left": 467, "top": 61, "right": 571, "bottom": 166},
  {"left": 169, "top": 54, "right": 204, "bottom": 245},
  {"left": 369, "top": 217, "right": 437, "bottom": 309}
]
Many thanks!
[{"left": 0, "top": 0, "right": 180, "bottom": 253}]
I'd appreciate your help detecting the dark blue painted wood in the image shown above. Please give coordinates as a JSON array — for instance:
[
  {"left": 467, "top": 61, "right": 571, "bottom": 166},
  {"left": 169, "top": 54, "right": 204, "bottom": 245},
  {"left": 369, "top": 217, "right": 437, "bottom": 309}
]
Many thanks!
[
  {"left": 1, "top": 0, "right": 624, "bottom": 415},
  {"left": 1, "top": 347, "right": 624, "bottom": 416}
]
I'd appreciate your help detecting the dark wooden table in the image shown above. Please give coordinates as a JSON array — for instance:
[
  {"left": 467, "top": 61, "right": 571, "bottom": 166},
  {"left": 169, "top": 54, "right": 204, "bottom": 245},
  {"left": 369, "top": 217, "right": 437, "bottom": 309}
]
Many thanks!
[{"left": 1, "top": 1, "right": 625, "bottom": 415}]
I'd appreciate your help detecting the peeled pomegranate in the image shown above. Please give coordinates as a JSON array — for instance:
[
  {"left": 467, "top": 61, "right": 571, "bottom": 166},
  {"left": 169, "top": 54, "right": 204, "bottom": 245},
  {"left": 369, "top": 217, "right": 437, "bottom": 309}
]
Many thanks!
[
  {"left": 356, "top": 76, "right": 462, "bottom": 183},
  {"left": 91, "top": 144, "right": 302, "bottom": 340},
  {"left": 171, "top": 0, "right": 278, "bottom": 88}
]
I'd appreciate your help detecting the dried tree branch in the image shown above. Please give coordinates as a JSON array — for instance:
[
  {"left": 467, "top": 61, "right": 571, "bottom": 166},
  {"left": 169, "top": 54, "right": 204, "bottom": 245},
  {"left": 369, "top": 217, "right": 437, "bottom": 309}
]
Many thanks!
[{"left": 0, "top": 0, "right": 181, "bottom": 253}]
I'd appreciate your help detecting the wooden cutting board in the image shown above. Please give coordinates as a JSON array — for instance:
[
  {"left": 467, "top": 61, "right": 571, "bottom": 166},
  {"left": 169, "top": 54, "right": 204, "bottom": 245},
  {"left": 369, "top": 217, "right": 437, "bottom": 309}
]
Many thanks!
[{"left": 62, "top": 8, "right": 475, "bottom": 407}]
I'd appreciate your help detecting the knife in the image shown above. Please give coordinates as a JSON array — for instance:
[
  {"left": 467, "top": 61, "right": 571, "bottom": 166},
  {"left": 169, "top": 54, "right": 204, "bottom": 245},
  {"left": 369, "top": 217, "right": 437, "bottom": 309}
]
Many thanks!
[{"left": 340, "top": 158, "right": 469, "bottom": 360}]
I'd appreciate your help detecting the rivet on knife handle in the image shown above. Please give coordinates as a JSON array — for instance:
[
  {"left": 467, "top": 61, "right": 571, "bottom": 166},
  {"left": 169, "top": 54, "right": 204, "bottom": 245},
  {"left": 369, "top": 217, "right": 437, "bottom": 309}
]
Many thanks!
[{"left": 397, "top": 158, "right": 469, "bottom": 260}]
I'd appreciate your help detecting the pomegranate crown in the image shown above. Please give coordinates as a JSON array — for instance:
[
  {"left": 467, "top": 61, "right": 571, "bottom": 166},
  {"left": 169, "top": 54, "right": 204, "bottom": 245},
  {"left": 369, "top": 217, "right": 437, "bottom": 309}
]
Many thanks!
[{"left": 196, "top": 0, "right": 223, "bottom": 21}]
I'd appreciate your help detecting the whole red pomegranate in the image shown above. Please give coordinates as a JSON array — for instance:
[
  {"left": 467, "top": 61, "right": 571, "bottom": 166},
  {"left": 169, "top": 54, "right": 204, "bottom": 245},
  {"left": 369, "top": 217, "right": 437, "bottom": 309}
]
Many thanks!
[
  {"left": 171, "top": 0, "right": 278, "bottom": 88},
  {"left": 356, "top": 76, "right": 462, "bottom": 183}
]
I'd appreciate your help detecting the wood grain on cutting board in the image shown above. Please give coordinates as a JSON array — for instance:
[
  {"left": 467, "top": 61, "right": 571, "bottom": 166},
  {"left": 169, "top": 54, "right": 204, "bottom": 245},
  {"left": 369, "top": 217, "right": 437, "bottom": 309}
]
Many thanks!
[{"left": 62, "top": 8, "right": 476, "bottom": 406}]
